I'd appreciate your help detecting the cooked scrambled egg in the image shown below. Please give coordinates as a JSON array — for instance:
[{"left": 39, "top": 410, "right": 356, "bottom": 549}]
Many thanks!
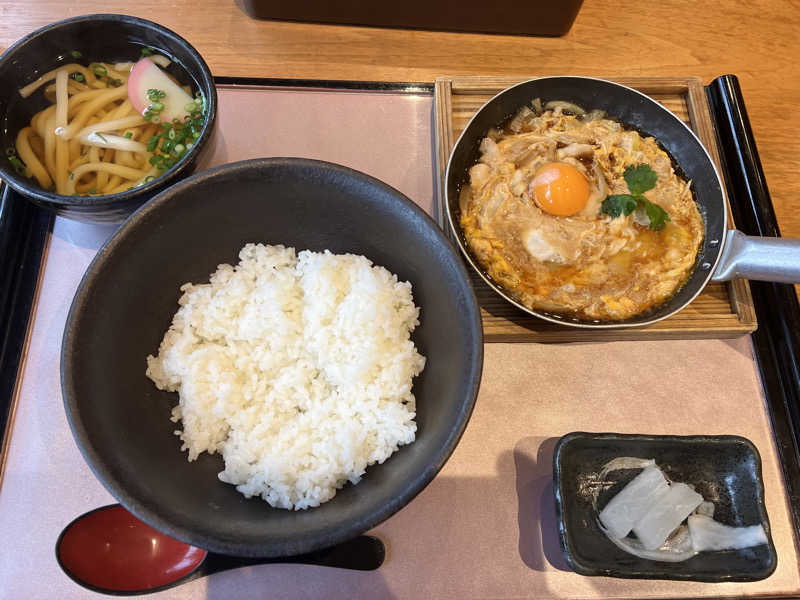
[{"left": 459, "top": 105, "right": 704, "bottom": 321}]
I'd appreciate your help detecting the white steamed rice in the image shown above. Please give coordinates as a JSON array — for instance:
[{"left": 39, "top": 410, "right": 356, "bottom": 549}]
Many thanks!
[{"left": 145, "top": 243, "right": 426, "bottom": 510}]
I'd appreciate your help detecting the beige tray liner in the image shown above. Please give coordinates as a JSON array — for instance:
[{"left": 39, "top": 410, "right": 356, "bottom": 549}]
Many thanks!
[{"left": 0, "top": 84, "right": 796, "bottom": 599}]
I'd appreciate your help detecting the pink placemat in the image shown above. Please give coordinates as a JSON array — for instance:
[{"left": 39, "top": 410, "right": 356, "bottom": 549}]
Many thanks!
[{"left": 1, "top": 84, "right": 798, "bottom": 599}]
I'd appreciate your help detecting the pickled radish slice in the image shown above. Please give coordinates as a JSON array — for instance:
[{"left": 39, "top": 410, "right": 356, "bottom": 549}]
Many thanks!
[
  {"left": 632, "top": 483, "right": 703, "bottom": 550},
  {"left": 688, "top": 515, "right": 768, "bottom": 552},
  {"left": 599, "top": 466, "right": 670, "bottom": 539},
  {"left": 594, "top": 458, "right": 768, "bottom": 561}
]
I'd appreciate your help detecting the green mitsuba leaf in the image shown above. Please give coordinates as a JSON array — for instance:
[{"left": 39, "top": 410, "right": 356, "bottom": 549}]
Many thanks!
[
  {"left": 601, "top": 194, "right": 639, "bottom": 218},
  {"left": 623, "top": 164, "right": 659, "bottom": 195},
  {"left": 599, "top": 163, "right": 671, "bottom": 231},
  {"left": 643, "top": 199, "right": 671, "bottom": 231}
]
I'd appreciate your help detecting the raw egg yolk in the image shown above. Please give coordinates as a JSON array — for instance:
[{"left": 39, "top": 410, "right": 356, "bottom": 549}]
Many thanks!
[{"left": 531, "top": 162, "right": 590, "bottom": 216}]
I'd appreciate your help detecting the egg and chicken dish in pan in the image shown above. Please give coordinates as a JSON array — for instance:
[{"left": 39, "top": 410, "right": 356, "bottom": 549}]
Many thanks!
[{"left": 458, "top": 101, "right": 704, "bottom": 321}]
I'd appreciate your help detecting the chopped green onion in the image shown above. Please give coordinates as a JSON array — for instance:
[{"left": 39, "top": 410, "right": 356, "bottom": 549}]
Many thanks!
[
  {"left": 67, "top": 169, "right": 74, "bottom": 180},
  {"left": 144, "top": 175, "right": 155, "bottom": 183},
  {"left": 184, "top": 101, "right": 197, "bottom": 113},
  {"left": 143, "top": 95, "right": 206, "bottom": 173},
  {"left": 87, "top": 189, "right": 98, "bottom": 194},
  {"left": 144, "top": 109, "right": 160, "bottom": 122},
  {"left": 95, "top": 132, "right": 107, "bottom": 142},
  {"left": 92, "top": 64, "right": 107, "bottom": 77},
  {"left": 147, "top": 89, "right": 166, "bottom": 101},
  {"left": 6, "top": 148, "right": 27, "bottom": 175},
  {"left": 8, "top": 156, "right": 26, "bottom": 175},
  {"left": 70, "top": 50, "right": 82, "bottom": 59},
  {"left": 71, "top": 73, "right": 85, "bottom": 83},
  {"left": 124, "top": 131, "right": 133, "bottom": 139},
  {"left": 143, "top": 92, "right": 166, "bottom": 123},
  {"left": 140, "top": 47, "right": 154, "bottom": 57}
]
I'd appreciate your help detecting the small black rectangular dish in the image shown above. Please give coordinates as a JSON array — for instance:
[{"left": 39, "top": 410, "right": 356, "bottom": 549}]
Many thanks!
[{"left": 553, "top": 432, "right": 777, "bottom": 582}]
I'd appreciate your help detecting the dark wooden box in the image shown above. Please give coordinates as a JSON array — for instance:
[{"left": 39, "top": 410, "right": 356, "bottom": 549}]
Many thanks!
[{"left": 239, "top": 0, "right": 583, "bottom": 37}]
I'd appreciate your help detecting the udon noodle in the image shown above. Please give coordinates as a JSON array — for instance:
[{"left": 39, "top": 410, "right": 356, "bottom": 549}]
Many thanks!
[{"left": 14, "top": 56, "right": 200, "bottom": 196}]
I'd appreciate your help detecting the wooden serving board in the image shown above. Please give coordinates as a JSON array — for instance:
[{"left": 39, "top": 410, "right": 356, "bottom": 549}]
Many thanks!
[{"left": 434, "top": 75, "right": 756, "bottom": 342}]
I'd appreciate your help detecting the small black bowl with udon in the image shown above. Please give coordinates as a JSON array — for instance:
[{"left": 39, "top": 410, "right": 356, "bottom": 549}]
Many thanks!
[{"left": 0, "top": 14, "right": 217, "bottom": 223}]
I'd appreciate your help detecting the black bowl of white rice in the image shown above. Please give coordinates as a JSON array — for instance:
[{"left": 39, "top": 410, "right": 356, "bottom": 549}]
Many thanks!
[{"left": 61, "top": 157, "right": 484, "bottom": 557}]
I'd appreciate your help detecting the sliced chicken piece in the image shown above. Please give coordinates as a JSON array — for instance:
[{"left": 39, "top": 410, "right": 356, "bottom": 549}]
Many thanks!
[
  {"left": 520, "top": 213, "right": 597, "bottom": 264},
  {"left": 468, "top": 163, "right": 492, "bottom": 190}
]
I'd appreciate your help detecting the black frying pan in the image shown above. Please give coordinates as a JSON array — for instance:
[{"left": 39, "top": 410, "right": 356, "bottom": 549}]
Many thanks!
[{"left": 445, "top": 77, "right": 800, "bottom": 328}]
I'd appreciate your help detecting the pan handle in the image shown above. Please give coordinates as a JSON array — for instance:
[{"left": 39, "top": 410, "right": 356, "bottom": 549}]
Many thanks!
[{"left": 712, "top": 229, "right": 800, "bottom": 283}]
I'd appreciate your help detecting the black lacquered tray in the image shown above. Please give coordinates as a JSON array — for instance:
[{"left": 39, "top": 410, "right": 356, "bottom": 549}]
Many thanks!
[{"left": 1, "top": 75, "right": 799, "bottom": 598}]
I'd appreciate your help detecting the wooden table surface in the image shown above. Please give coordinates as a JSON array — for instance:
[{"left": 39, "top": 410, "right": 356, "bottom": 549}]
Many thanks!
[{"left": 2, "top": 0, "right": 799, "bottom": 296}]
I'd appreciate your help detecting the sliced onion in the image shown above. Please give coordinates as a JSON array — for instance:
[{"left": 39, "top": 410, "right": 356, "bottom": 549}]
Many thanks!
[
  {"left": 508, "top": 106, "right": 533, "bottom": 133},
  {"left": 583, "top": 109, "right": 607, "bottom": 121},
  {"left": 150, "top": 54, "right": 171, "bottom": 68},
  {"left": 77, "top": 132, "right": 147, "bottom": 153},
  {"left": 73, "top": 115, "right": 146, "bottom": 140},
  {"left": 598, "top": 457, "right": 654, "bottom": 480},
  {"left": 544, "top": 100, "right": 586, "bottom": 116},
  {"left": 633, "top": 207, "right": 651, "bottom": 227},
  {"left": 603, "top": 523, "right": 698, "bottom": 562}
]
